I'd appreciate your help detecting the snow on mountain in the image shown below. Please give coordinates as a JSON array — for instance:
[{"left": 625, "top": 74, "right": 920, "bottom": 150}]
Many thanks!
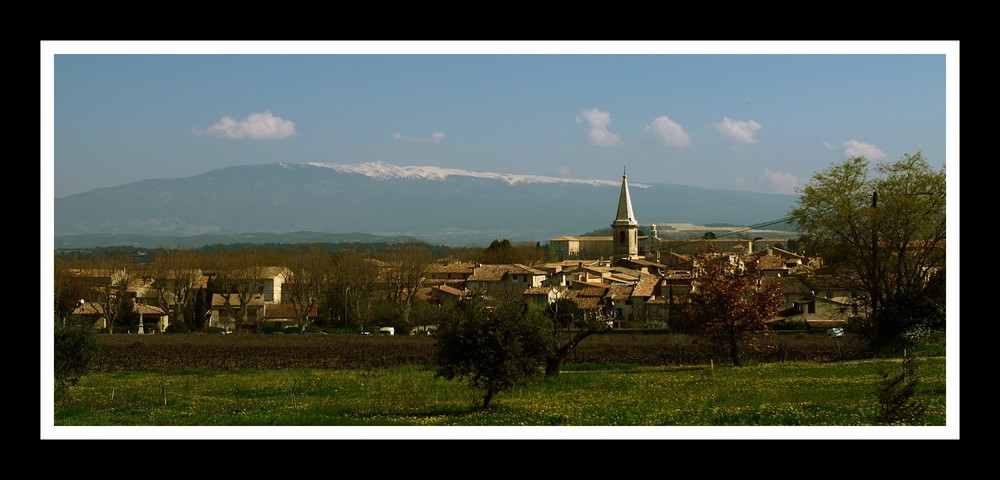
[{"left": 305, "top": 161, "right": 635, "bottom": 188}]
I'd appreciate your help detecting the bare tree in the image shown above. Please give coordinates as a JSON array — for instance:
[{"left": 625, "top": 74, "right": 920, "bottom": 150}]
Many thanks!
[
  {"left": 147, "top": 249, "right": 204, "bottom": 332},
  {"left": 380, "top": 242, "right": 432, "bottom": 329},
  {"left": 208, "top": 249, "right": 272, "bottom": 334},
  {"left": 85, "top": 253, "right": 137, "bottom": 334},
  {"left": 543, "top": 290, "right": 613, "bottom": 377},
  {"left": 54, "top": 256, "right": 91, "bottom": 326},
  {"left": 280, "top": 246, "right": 334, "bottom": 333},
  {"left": 336, "top": 249, "right": 380, "bottom": 332}
]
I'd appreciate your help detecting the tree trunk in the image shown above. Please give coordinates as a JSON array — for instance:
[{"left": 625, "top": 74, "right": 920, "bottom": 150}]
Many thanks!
[
  {"left": 483, "top": 389, "right": 495, "bottom": 409},
  {"left": 730, "top": 336, "right": 741, "bottom": 366},
  {"left": 545, "top": 357, "right": 563, "bottom": 377}
]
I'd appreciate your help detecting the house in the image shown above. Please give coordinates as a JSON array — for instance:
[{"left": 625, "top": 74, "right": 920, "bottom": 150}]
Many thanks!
[
  {"left": 427, "top": 261, "right": 477, "bottom": 285},
  {"left": 465, "top": 263, "right": 548, "bottom": 296},
  {"left": 259, "top": 266, "right": 288, "bottom": 303},
  {"left": 430, "top": 284, "right": 471, "bottom": 304},
  {"left": 72, "top": 301, "right": 169, "bottom": 333},
  {"left": 208, "top": 293, "right": 264, "bottom": 332},
  {"left": 626, "top": 273, "right": 660, "bottom": 325},
  {"left": 765, "top": 274, "right": 860, "bottom": 330},
  {"left": 260, "top": 303, "right": 319, "bottom": 331}
]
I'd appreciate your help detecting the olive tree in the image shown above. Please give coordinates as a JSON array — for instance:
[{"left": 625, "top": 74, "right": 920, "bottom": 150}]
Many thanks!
[
  {"left": 434, "top": 294, "right": 552, "bottom": 409},
  {"left": 788, "top": 152, "right": 946, "bottom": 347}
]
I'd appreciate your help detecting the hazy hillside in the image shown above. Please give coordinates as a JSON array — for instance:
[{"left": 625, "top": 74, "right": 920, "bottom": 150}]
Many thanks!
[{"left": 53, "top": 162, "right": 800, "bottom": 246}]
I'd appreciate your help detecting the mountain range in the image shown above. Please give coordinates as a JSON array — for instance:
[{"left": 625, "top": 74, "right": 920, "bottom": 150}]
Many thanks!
[{"left": 52, "top": 161, "right": 801, "bottom": 247}]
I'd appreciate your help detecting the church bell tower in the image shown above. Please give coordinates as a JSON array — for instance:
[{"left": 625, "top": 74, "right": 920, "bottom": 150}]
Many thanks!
[{"left": 611, "top": 168, "right": 639, "bottom": 260}]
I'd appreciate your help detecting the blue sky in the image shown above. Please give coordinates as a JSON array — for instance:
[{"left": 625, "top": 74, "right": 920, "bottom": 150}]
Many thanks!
[{"left": 44, "top": 41, "right": 955, "bottom": 200}]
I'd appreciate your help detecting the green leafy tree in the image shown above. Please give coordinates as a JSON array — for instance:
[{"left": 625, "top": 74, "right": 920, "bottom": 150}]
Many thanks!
[
  {"left": 54, "top": 323, "right": 100, "bottom": 396},
  {"left": 788, "top": 153, "right": 946, "bottom": 347},
  {"left": 434, "top": 294, "right": 552, "bottom": 409},
  {"left": 676, "top": 250, "right": 784, "bottom": 366}
]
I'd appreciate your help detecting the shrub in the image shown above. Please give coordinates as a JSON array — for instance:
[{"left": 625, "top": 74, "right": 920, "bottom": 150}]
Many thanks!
[
  {"left": 873, "top": 355, "right": 926, "bottom": 425},
  {"left": 54, "top": 324, "right": 101, "bottom": 395}
]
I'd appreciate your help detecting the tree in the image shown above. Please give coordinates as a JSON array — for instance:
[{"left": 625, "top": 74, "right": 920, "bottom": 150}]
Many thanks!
[
  {"left": 53, "top": 256, "right": 90, "bottom": 326},
  {"left": 676, "top": 250, "right": 784, "bottom": 366},
  {"left": 82, "top": 253, "right": 137, "bottom": 334},
  {"left": 54, "top": 322, "right": 100, "bottom": 396},
  {"left": 335, "top": 249, "right": 380, "bottom": 332},
  {"left": 434, "top": 294, "right": 552, "bottom": 409},
  {"left": 788, "top": 153, "right": 946, "bottom": 347},
  {"left": 280, "top": 246, "right": 333, "bottom": 334},
  {"left": 542, "top": 291, "right": 612, "bottom": 377},
  {"left": 380, "top": 242, "right": 432, "bottom": 329},
  {"left": 208, "top": 249, "right": 272, "bottom": 334},
  {"left": 147, "top": 249, "right": 204, "bottom": 332}
]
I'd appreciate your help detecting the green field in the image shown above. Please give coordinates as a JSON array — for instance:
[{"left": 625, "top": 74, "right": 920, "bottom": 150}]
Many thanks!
[{"left": 51, "top": 356, "right": 948, "bottom": 437}]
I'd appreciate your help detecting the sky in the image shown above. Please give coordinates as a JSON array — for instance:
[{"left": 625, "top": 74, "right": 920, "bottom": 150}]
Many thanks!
[{"left": 43, "top": 41, "right": 956, "bottom": 200}]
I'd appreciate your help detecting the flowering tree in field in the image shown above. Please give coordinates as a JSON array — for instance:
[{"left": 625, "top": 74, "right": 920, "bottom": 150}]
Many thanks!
[{"left": 676, "top": 251, "right": 783, "bottom": 366}]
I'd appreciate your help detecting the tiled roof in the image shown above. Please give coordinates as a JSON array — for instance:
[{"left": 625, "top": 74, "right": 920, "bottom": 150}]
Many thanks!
[
  {"left": 578, "top": 286, "right": 609, "bottom": 297},
  {"left": 467, "top": 264, "right": 510, "bottom": 281},
  {"left": 571, "top": 297, "right": 603, "bottom": 310},
  {"left": 510, "top": 264, "right": 548, "bottom": 275},
  {"left": 770, "top": 247, "right": 804, "bottom": 259},
  {"left": 763, "top": 276, "right": 812, "bottom": 295},
  {"left": 757, "top": 255, "right": 788, "bottom": 270},
  {"left": 631, "top": 274, "right": 660, "bottom": 297},
  {"left": 521, "top": 286, "right": 554, "bottom": 296},
  {"left": 211, "top": 293, "right": 265, "bottom": 307},
  {"left": 802, "top": 274, "right": 856, "bottom": 291},
  {"left": 263, "top": 303, "right": 318, "bottom": 319},
  {"left": 261, "top": 266, "right": 288, "bottom": 278},
  {"left": 607, "top": 284, "right": 634, "bottom": 300},
  {"left": 435, "top": 284, "right": 469, "bottom": 296},
  {"left": 428, "top": 262, "right": 477, "bottom": 274}
]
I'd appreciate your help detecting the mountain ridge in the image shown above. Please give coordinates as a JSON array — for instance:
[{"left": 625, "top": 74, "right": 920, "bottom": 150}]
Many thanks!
[{"left": 53, "top": 162, "right": 800, "bottom": 246}]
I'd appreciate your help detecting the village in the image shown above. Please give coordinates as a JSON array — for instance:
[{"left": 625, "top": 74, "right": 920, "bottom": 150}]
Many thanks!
[{"left": 56, "top": 170, "right": 861, "bottom": 336}]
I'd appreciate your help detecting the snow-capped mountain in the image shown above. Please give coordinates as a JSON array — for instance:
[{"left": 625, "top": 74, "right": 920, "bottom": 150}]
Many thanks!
[
  {"left": 53, "top": 162, "right": 798, "bottom": 245},
  {"left": 309, "top": 161, "right": 628, "bottom": 187}
]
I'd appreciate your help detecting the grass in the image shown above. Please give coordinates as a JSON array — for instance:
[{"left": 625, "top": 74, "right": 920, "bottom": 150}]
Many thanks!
[{"left": 52, "top": 357, "right": 947, "bottom": 433}]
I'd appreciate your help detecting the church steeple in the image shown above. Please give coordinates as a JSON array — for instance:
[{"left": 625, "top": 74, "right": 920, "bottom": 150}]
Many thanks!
[{"left": 611, "top": 167, "right": 639, "bottom": 260}]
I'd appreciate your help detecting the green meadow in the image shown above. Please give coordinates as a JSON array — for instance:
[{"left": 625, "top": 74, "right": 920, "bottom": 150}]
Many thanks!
[{"left": 53, "top": 357, "right": 946, "bottom": 429}]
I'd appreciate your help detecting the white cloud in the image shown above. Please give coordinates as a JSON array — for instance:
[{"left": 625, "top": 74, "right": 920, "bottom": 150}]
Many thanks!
[
  {"left": 392, "top": 131, "right": 446, "bottom": 143},
  {"left": 575, "top": 108, "right": 621, "bottom": 146},
  {"left": 758, "top": 169, "right": 799, "bottom": 194},
  {"left": 194, "top": 111, "right": 297, "bottom": 140},
  {"left": 644, "top": 115, "right": 691, "bottom": 147},
  {"left": 842, "top": 140, "right": 887, "bottom": 160},
  {"left": 711, "top": 117, "right": 761, "bottom": 146},
  {"left": 822, "top": 141, "right": 834, "bottom": 150}
]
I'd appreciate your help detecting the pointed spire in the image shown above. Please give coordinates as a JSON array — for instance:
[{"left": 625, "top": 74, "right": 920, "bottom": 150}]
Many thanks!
[{"left": 614, "top": 168, "right": 636, "bottom": 226}]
